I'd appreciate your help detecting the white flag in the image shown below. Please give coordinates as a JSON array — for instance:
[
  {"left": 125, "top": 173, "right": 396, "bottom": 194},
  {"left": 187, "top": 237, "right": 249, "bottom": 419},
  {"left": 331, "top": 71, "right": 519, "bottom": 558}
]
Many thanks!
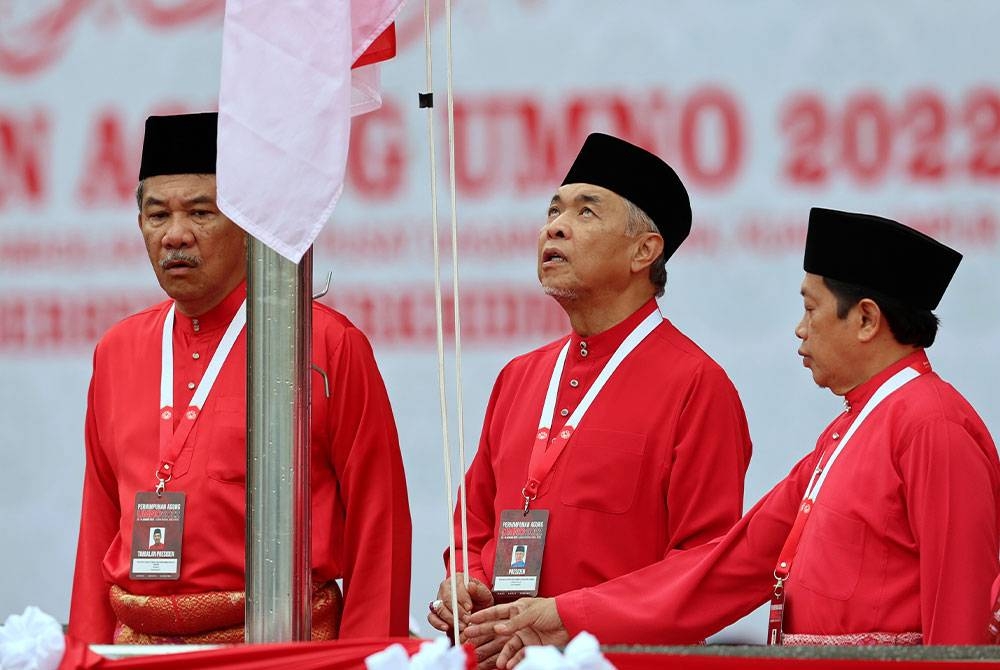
[{"left": 217, "top": 0, "right": 404, "bottom": 263}]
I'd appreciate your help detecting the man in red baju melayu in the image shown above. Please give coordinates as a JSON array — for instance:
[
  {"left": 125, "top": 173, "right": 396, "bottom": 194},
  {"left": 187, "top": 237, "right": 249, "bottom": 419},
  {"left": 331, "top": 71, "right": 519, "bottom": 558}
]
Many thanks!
[
  {"left": 474, "top": 208, "right": 1000, "bottom": 664},
  {"left": 428, "top": 134, "right": 753, "bottom": 668},
  {"left": 68, "top": 113, "right": 411, "bottom": 644}
]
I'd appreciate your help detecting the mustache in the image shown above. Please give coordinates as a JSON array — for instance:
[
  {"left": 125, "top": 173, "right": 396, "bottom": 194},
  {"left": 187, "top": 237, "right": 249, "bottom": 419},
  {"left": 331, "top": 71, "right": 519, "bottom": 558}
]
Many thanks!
[{"left": 160, "top": 251, "right": 201, "bottom": 269}]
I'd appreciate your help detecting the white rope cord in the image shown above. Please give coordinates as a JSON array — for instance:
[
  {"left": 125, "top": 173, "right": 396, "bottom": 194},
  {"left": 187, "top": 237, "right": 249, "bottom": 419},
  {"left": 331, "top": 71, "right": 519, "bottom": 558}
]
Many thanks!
[
  {"left": 444, "top": 0, "right": 470, "bottom": 587},
  {"left": 422, "top": 0, "right": 460, "bottom": 646}
]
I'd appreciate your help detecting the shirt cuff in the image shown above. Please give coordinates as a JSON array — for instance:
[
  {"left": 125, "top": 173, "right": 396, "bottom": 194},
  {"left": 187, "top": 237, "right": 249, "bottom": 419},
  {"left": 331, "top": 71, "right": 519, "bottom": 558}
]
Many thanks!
[{"left": 555, "top": 588, "right": 593, "bottom": 639}]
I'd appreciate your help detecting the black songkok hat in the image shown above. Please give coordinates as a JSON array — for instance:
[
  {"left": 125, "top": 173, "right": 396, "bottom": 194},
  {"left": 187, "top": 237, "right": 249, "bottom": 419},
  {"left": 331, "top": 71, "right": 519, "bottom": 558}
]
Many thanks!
[
  {"left": 561, "top": 133, "right": 691, "bottom": 261},
  {"left": 804, "top": 208, "right": 962, "bottom": 311},
  {"left": 138, "top": 112, "right": 218, "bottom": 180}
]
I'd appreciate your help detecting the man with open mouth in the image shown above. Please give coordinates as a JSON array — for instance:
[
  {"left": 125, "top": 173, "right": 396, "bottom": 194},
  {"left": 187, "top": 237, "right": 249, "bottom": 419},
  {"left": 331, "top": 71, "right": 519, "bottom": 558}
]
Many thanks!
[{"left": 428, "top": 133, "right": 753, "bottom": 668}]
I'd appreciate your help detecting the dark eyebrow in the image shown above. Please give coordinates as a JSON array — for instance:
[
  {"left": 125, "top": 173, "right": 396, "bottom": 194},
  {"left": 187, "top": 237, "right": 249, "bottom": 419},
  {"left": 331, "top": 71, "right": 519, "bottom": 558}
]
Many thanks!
[{"left": 549, "top": 194, "right": 563, "bottom": 207}]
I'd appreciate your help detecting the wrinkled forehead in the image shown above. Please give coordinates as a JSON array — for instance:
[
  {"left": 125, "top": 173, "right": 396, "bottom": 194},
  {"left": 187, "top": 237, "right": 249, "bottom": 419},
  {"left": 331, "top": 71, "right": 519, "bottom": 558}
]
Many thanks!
[
  {"left": 141, "top": 173, "right": 217, "bottom": 204},
  {"left": 551, "top": 182, "right": 622, "bottom": 206}
]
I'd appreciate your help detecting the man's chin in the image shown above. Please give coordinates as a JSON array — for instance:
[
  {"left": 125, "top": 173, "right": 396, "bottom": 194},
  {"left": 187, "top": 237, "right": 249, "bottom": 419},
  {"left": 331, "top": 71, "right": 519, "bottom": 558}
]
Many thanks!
[
  {"left": 157, "top": 276, "right": 200, "bottom": 301},
  {"left": 809, "top": 373, "right": 833, "bottom": 393},
  {"left": 542, "top": 285, "right": 578, "bottom": 301}
]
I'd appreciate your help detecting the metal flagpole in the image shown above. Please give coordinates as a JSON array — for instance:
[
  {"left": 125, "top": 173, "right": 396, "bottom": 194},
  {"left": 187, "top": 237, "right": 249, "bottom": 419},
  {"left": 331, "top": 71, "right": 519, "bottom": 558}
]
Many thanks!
[{"left": 245, "top": 241, "right": 313, "bottom": 642}]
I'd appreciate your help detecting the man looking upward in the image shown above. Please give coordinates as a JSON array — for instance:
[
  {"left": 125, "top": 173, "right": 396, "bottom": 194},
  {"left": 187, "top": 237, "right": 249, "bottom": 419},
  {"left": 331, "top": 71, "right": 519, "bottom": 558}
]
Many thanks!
[{"left": 429, "top": 133, "right": 752, "bottom": 668}]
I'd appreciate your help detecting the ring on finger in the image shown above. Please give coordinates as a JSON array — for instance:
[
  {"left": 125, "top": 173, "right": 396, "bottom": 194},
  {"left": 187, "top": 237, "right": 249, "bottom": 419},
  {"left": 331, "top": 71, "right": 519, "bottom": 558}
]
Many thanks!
[{"left": 429, "top": 598, "right": 444, "bottom": 613}]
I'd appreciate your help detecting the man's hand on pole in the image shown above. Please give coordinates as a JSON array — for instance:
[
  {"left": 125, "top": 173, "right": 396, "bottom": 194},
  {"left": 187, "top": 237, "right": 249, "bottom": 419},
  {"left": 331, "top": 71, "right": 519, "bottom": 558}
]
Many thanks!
[{"left": 427, "top": 573, "right": 494, "bottom": 635}]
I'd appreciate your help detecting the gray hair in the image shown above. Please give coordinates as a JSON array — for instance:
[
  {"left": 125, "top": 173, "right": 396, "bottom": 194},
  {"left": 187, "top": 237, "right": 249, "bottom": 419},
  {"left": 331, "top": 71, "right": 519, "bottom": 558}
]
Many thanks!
[{"left": 622, "top": 198, "right": 667, "bottom": 297}]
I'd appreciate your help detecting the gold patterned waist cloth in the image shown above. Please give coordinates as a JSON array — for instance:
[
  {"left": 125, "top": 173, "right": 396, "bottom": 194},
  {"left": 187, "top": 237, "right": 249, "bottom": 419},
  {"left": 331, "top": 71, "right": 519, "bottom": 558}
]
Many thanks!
[
  {"left": 784, "top": 631, "right": 922, "bottom": 646},
  {"left": 109, "top": 581, "right": 342, "bottom": 644}
]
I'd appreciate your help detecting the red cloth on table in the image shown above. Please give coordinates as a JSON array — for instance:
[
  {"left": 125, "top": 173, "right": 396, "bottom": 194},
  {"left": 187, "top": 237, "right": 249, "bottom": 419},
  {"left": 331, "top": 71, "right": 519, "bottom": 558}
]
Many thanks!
[
  {"left": 449, "top": 299, "right": 752, "bottom": 597},
  {"left": 58, "top": 637, "right": 446, "bottom": 670},
  {"left": 559, "top": 350, "right": 1000, "bottom": 645},
  {"left": 68, "top": 283, "right": 411, "bottom": 643},
  {"left": 605, "top": 651, "right": 989, "bottom": 670}
]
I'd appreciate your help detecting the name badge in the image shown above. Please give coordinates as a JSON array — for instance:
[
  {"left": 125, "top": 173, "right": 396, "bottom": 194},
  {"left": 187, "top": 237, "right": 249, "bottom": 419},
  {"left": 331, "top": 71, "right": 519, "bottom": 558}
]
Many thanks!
[
  {"left": 491, "top": 509, "right": 549, "bottom": 602},
  {"left": 130, "top": 491, "right": 186, "bottom": 580}
]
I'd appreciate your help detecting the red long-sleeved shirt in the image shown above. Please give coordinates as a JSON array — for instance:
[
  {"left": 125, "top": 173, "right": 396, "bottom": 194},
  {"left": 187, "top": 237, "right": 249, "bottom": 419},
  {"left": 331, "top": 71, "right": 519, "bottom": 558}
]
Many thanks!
[
  {"left": 449, "top": 299, "right": 752, "bottom": 597},
  {"left": 69, "top": 284, "right": 412, "bottom": 642},
  {"left": 558, "top": 350, "right": 1000, "bottom": 645}
]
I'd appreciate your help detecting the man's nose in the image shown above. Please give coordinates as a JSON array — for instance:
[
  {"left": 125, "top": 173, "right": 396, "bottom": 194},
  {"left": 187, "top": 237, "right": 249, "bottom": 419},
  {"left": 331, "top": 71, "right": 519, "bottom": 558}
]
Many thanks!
[
  {"left": 544, "top": 213, "right": 570, "bottom": 239},
  {"left": 794, "top": 317, "right": 807, "bottom": 340},
  {"left": 161, "top": 215, "right": 194, "bottom": 248}
]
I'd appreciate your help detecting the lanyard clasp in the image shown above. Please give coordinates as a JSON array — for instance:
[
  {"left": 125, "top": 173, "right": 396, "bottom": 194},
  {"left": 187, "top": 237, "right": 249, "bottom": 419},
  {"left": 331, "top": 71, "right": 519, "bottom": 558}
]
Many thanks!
[
  {"left": 772, "top": 570, "right": 786, "bottom": 597},
  {"left": 154, "top": 462, "right": 173, "bottom": 497},
  {"left": 521, "top": 483, "right": 538, "bottom": 516}
]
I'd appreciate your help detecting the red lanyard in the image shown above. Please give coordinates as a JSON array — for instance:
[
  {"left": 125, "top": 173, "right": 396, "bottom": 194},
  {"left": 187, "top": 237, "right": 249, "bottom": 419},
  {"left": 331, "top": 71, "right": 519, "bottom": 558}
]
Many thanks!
[
  {"left": 767, "top": 363, "right": 924, "bottom": 644},
  {"left": 154, "top": 301, "right": 247, "bottom": 495},
  {"left": 521, "top": 309, "right": 662, "bottom": 513}
]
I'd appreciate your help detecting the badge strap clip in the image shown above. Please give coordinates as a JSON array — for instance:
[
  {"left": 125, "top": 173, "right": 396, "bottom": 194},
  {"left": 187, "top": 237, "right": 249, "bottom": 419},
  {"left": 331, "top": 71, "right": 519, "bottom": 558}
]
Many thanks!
[
  {"left": 155, "top": 465, "right": 172, "bottom": 497},
  {"left": 522, "top": 480, "right": 539, "bottom": 515}
]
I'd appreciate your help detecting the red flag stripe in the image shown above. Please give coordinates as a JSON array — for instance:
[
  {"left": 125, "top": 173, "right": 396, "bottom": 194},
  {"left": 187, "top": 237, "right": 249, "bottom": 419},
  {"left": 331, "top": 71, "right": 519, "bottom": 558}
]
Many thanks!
[{"left": 352, "top": 24, "right": 396, "bottom": 69}]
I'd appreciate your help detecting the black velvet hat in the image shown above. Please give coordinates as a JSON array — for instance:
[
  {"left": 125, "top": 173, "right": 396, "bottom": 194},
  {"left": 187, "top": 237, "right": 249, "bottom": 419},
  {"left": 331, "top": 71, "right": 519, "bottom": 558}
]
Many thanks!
[
  {"left": 804, "top": 208, "right": 962, "bottom": 310},
  {"left": 138, "top": 112, "right": 218, "bottom": 180},
  {"left": 561, "top": 133, "right": 691, "bottom": 261}
]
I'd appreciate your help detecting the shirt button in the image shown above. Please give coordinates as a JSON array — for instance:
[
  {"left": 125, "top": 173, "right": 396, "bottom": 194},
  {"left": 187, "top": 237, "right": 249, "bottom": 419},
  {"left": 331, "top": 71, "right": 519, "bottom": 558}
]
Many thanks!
[
  {"left": 569, "top": 379, "right": 579, "bottom": 388},
  {"left": 832, "top": 432, "right": 840, "bottom": 440},
  {"left": 192, "top": 352, "right": 201, "bottom": 360},
  {"left": 187, "top": 381, "right": 196, "bottom": 390},
  {"left": 192, "top": 319, "right": 200, "bottom": 333},
  {"left": 559, "top": 408, "right": 569, "bottom": 417}
]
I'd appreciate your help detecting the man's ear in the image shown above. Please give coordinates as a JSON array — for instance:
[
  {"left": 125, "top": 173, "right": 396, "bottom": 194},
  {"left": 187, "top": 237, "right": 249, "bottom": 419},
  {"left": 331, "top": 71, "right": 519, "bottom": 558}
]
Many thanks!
[
  {"left": 856, "top": 298, "right": 883, "bottom": 343},
  {"left": 631, "top": 233, "right": 664, "bottom": 273}
]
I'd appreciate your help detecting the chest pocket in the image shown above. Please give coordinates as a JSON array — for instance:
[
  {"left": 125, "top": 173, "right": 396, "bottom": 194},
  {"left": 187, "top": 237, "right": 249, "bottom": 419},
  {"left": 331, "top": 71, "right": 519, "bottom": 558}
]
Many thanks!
[
  {"left": 559, "top": 429, "right": 646, "bottom": 514},
  {"left": 206, "top": 396, "right": 247, "bottom": 484},
  {"left": 795, "top": 502, "right": 867, "bottom": 601}
]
